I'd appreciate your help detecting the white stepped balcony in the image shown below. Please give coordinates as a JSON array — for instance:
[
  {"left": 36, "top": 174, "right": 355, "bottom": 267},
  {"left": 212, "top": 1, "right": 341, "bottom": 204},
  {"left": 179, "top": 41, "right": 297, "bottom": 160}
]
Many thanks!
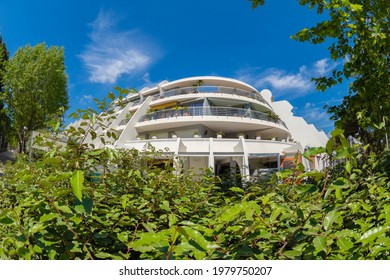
[
  {"left": 153, "top": 86, "right": 269, "bottom": 105},
  {"left": 139, "top": 106, "right": 287, "bottom": 129}
]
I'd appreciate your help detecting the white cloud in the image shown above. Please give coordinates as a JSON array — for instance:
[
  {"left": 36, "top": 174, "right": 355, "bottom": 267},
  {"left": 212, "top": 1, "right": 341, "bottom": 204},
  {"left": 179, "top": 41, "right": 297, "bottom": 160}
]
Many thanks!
[
  {"left": 80, "top": 10, "right": 155, "bottom": 84},
  {"left": 300, "top": 102, "right": 334, "bottom": 132},
  {"left": 235, "top": 58, "right": 340, "bottom": 99},
  {"left": 256, "top": 66, "right": 312, "bottom": 92},
  {"left": 314, "top": 58, "right": 339, "bottom": 76},
  {"left": 80, "top": 94, "right": 94, "bottom": 105}
]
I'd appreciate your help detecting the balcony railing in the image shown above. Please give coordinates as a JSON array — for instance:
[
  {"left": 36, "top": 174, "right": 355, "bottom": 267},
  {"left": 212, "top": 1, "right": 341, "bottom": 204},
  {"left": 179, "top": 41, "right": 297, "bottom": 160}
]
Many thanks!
[
  {"left": 139, "top": 106, "right": 287, "bottom": 128},
  {"left": 118, "top": 118, "right": 131, "bottom": 126},
  {"left": 151, "top": 86, "right": 269, "bottom": 105}
]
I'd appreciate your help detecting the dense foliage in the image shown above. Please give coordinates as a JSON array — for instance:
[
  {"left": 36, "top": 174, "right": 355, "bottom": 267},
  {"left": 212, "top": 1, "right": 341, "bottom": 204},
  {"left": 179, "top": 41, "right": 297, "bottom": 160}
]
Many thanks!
[
  {"left": 251, "top": 0, "right": 390, "bottom": 152},
  {"left": 1, "top": 43, "right": 69, "bottom": 153},
  {"left": 0, "top": 99, "right": 389, "bottom": 260},
  {"left": 0, "top": 36, "right": 11, "bottom": 152}
]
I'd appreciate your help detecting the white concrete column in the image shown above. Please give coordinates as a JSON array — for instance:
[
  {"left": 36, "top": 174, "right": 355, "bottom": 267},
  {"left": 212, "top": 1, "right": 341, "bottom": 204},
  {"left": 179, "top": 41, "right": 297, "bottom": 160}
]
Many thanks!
[
  {"left": 240, "top": 137, "right": 250, "bottom": 181},
  {"left": 158, "top": 85, "right": 164, "bottom": 98},
  {"left": 208, "top": 137, "right": 215, "bottom": 172},
  {"left": 115, "top": 96, "right": 153, "bottom": 148},
  {"left": 173, "top": 137, "right": 181, "bottom": 176}
]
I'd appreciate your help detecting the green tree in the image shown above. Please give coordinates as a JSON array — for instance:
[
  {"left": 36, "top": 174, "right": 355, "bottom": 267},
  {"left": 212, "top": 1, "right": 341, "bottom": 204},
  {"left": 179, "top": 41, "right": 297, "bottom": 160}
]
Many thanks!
[
  {"left": 250, "top": 0, "right": 390, "bottom": 151},
  {"left": 2, "top": 43, "right": 69, "bottom": 153},
  {"left": 0, "top": 36, "right": 12, "bottom": 152}
]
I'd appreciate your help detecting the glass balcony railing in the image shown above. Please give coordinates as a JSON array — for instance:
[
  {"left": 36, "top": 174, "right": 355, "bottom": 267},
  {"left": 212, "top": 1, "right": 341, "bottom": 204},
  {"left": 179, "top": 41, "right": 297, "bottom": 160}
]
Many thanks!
[
  {"left": 152, "top": 86, "right": 269, "bottom": 105},
  {"left": 118, "top": 118, "right": 131, "bottom": 126},
  {"left": 139, "top": 106, "right": 287, "bottom": 128}
]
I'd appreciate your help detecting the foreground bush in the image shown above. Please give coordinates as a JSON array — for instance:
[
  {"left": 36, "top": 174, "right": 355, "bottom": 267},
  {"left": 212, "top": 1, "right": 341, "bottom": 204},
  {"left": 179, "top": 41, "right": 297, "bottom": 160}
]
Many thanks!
[{"left": 0, "top": 103, "right": 389, "bottom": 260}]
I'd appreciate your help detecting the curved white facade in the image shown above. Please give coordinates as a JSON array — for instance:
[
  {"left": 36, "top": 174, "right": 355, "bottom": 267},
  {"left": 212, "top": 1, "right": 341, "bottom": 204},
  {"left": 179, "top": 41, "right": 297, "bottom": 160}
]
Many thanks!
[{"left": 71, "top": 76, "right": 328, "bottom": 179}]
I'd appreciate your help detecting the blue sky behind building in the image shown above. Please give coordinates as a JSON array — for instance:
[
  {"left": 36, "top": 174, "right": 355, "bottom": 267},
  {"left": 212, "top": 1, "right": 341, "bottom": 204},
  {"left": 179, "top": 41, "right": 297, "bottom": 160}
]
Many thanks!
[{"left": 0, "top": 0, "right": 347, "bottom": 134}]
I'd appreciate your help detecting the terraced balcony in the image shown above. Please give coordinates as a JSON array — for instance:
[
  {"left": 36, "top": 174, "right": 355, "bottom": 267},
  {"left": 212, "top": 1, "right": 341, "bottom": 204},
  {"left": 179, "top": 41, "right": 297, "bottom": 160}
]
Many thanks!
[
  {"left": 152, "top": 86, "right": 269, "bottom": 105},
  {"left": 139, "top": 106, "right": 287, "bottom": 128}
]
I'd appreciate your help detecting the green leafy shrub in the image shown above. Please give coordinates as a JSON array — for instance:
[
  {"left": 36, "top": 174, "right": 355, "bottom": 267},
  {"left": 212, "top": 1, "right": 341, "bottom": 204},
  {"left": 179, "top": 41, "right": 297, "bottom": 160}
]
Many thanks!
[{"left": 0, "top": 95, "right": 389, "bottom": 260}]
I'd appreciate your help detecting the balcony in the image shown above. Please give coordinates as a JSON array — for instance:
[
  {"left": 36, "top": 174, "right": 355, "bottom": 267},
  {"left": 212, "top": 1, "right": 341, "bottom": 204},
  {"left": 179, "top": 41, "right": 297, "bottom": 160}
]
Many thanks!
[
  {"left": 139, "top": 106, "right": 287, "bottom": 128},
  {"left": 152, "top": 86, "right": 269, "bottom": 105}
]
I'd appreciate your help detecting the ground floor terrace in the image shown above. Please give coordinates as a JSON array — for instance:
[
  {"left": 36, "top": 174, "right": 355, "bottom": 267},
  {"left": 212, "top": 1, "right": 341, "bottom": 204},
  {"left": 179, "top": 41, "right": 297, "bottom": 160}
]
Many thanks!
[{"left": 118, "top": 137, "right": 326, "bottom": 180}]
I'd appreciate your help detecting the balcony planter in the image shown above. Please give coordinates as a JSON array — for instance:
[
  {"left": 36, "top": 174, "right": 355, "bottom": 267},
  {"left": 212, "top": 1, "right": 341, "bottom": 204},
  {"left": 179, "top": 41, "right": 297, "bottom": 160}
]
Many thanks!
[
  {"left": 151, "top": 133, "right": 157, "bottom": 139},
  {"left": 191, "top": 80, "right": 204, "bottom": 93},
  {"left": 216, "top": 131, "right": 224, "bottom": 138},
  {"left": 256, "top": 133, "right": 261, "bottom": 140},
  {"left": 237, "top": 133, "right": 245, "bottom": 139},
  {"left": 193, "top": 130, "right": 200, "bottom": 138}
]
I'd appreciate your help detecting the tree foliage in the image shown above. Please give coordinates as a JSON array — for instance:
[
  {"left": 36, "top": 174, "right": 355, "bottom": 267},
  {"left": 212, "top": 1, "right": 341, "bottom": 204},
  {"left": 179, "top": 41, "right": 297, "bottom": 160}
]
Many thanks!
[
  {"left": 2, "top": 43, "right": 69, "bottom": 153},
  {"left": 250, "top": 0, "right": 390, "bottom": 151},
  {"left": 0, "top": 36, "right": 11, "bottom": 151},
  {"left": 0, "top": 94, "right": 388, "bottom": 260}
]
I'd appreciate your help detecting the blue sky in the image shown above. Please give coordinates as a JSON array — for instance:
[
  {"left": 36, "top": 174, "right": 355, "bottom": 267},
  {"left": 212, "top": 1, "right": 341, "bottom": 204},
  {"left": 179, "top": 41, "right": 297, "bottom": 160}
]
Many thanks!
[{"left": 0, "top": 0, "right": 347, "bottom": 134}]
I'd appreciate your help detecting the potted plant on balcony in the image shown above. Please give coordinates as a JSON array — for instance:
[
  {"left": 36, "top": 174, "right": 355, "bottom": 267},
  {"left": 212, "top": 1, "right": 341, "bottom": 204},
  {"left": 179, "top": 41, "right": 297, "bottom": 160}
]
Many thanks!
[
  {"left": 237, "top": 132, "right": 245, "bottom": 139},
  {"left": 193, "top": 130, "right": 200, "bottom": 138},
  {"left": 256, "top": 132, "right": 262, "bottom": 140},
  {"left": 151, "top": 132, "right": 157, "bottom": 139},
  {"left": 191, "top": 80, "right": 204, "bottom": 93},
  {"left": 216, "top": 131, "right": 224, "bottom": 138},
  {"left": 267, "top": 111, "right": 280, "bottom": 121}
]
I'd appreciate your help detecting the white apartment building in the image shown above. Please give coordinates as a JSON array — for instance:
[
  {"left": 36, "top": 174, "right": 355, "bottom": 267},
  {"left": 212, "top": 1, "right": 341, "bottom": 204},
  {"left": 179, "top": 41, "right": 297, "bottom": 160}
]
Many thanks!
[{"left": 71, "top": 76, "right": 328, "bottom": 180}]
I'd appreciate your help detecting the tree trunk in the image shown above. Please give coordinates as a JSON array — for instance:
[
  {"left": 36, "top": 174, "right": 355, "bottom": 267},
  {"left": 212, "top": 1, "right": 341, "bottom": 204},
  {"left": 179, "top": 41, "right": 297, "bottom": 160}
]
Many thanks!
[{"left": 18, "top": 129, "right": 26, "bottom": 153}]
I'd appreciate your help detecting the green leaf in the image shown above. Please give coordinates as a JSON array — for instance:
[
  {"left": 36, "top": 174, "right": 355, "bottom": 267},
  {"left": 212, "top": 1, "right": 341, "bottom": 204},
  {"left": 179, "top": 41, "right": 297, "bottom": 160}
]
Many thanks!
[
  {"left": 160, "top": 200, "right": 171, "bottom": 212},
  {"left": 117, "top": 232, "right": 129, "bottom": 243},
  {"left": 385, "top": 205, "right": 390, "bottom": 225},
  {"left": 296, "top": 184, "right": 316, "bottom": 193},
  {"left": 33, "top": 245, "right": 43, "bottom": 254},
  {"left": 229, "top": 187, "right": 245, "bottom": 194},
  {"left": 70, "top": 170, "right": 84, "bottom": 201},
  {"left": 56, "top": 205, "right": 73, "bottom": 214},
  {"left": 350, "top": 4, "right": 363, "bottom": 11},
  {"left": 0, "top": 216, "right": 14, "bottom": 225},
  {"left": 324, "top": 210, "right": 338, "bottom": 231},
  {"left": 330, "top": 128, "right": 344, "bottom": 137},
  {"left": 360, "top": 226, "right": 389, "bottom": 245},
  {"left": 74, "top": 204, "right": 86, "bottom": 214},
  {"left": 69, "top": 216, "right": 83, "bottom": 225},
  {"left": 283, "top": 250, "right": 301, "bottom": 258},
  {"left": 131, "top": 231, "right": 170, "bottom": 250},
  {"left": 313, "top": 236, "right": 327, "bottom": 252},
  {"left": 303, "top": 147, "right": 326, "bottom": 159},
  {"left": 335, "top": 147, "right": 353, "bottom": 159},
  {"left": 48, "top": 172, "right": 72, "bottom": 182},
  {"left": 326, "top": 138, "right": 334, "bottom": 155},
  {"left": 297, "top": 209, "right": 304, "bottom": 220},
  {"left": 276, "top": 169, "right": 293, "bottom": 179},
  {"left": 95, "top": 252, "right": 123, "bottom": 260},
  {"left": 261, "top": 193, "right": 276, "bottom": 205},
  {"left": 178, "top": 226, "right": 218, "bottom": 252},
  {"left": 345, "top": 161, "right": 352, "bottom": 173},
  {"left": 337, "top": 237, "right": 353, "bottom": 251},
  {"left": 82, "top": 197, "right": 93, "bottom": 214},
  {"left": 53, "top": 121, "right": 60, "bottom": 132},
  {"left": 168, "top": 214, "right": 178, "bottom": 227},
  {"left": 303, "top": 170, "right": 325, "bottom": 181},
  {"left": 39, "top": 213, "right": 59, "bottom": 222},
  {"left": 218, "top": 203, "right": 243, "bottom": 222}
]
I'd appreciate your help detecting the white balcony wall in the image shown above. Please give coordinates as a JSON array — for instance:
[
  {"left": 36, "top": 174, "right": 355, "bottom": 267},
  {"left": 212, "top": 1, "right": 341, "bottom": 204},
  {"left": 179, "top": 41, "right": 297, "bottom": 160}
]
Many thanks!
[
  {"left": 212, "top": 139, "right": 243, "bottom": 153},
  {"left": 245, "top": 140, "right": 294, "bottom": 154},
  {"left": 123, "top": 139, "right": 178, "bottom": 152},
  {"left": 179, "top": 139, "right": 210, "bottom": 153}
]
